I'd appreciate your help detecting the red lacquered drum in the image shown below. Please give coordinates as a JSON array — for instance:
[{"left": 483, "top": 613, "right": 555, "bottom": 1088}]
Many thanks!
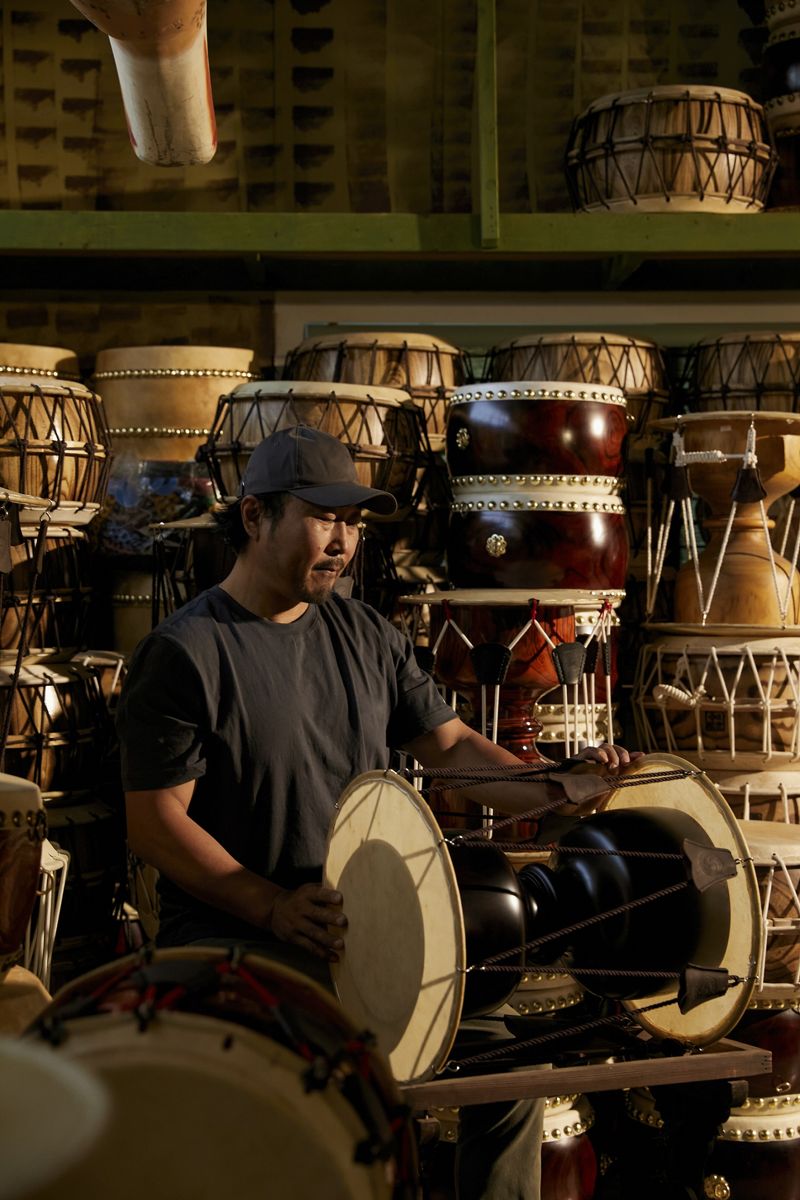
[
  {"left": 447, "top": 483, "right": 627, "bottom": 591},
  {"left": 0, "top": 528, "right": 91, "bottom": 655},
  {"left": 0, "top": 773, "right": 45, "bottom": 977},
  {"left": 25, "top": 948, "right": 416, "bottom": 1200},
  {"left": 283, "top": 331, "right": 471, "bottom": 440},
  {"left": 202, "top": 380, "right": 424, "bottom": 511},
  {"left": 541, "top": 1096, "right": 598, "bottom": 1200},
  {"left": 0, "top": 375, "right": 110, "bottom": 525},
  {"left": 566, "top": 86, "right": 776, "bottom": 213},
  {"left": 483, "top": 334, "right": 668, "bottom": 434},
  {"left": 0, "top": 659, "right": 110, "bottom": 797},
  {"left": 446, "top": 382, "right": 628, "bottom": 479},
  {"left": 707, "top": 1103, "right": 800, "bottom": 1200},
  {"left": 685, "top": 332, "right": 800, "bottom": 413}
]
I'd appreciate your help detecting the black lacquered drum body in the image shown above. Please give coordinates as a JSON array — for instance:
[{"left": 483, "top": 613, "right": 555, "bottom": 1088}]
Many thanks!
[
  {"left": 707, "top": 1127, "right": 800, "bottom": 1200},
  {"left": 764, "top": 28, "right": 800, "bottom": 131},
  {"left": 446, "top": 384, "right": 628, "bottom": 479},
  {"left": 447, "top": 507, "right": 628, "bottom": 591}
]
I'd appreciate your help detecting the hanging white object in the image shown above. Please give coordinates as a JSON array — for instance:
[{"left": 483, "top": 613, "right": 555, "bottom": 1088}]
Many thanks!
[{"left": 68, "top": 0, "right": 217, "bottom": 166}]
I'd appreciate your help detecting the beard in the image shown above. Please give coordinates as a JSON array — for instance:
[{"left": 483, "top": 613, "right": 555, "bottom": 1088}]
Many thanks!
[{"left": 298, "top": 558, "right": 346, "bottom": 604}]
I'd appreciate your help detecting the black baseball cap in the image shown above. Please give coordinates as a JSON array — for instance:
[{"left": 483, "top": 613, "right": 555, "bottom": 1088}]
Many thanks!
[{"left": 239, "top": 425, "right": 398, "bottom": 515}]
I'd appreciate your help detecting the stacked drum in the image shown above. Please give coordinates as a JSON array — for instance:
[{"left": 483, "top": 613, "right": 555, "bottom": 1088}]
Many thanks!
[
  {"left": 93, "top": 345, "right": 257, "bottom": 654},
  {"left": 0, "top": 343, "right": 124, "bottom": 983},
  {"left": 633, "top": 330, "right": 800, "bottom": 1197}
]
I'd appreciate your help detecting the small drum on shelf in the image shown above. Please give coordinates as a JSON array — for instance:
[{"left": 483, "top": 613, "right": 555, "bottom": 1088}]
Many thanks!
[
  {"left": 0, "top": 342, "right": 80, "bottom": 381},
  {"left": 740, "top": 820, "right": 800, "bottom": 1003},
  {"left": 0, "top": 375, "right": 110, "bottom": 525},
  {"left": 324, "top": 755, "right": 760, "bottom": 1083},
  {"left": 283, "top": 331, "right": 471, "bottom": 441},
  {"left": 482, "top": 334, "right": 669, "bottom": 435},
  {"left": 0, "top": 527, "right": 91, "bottom": 656},
  {"left": 0, "top": 773, "right": 45, "bottom": 977},
  {"left": 0, "top": 659, "right": 111, "bottom": 797},
  {"left": 633, "top": 634, "right": 800, "bottom": 770},
  {"left": 201, "top": 380, "right": 424, "bottom": 512},
  {"left": 684, "top": 332, "right": 800, "bottom": 413},
  {"left": 565, "top": 86, "right": 776, "bottom": 213},
  {"left": 151, "top": 513, "right": 234, "bottom": 617},
  {"left": 706, "top": 769, "right": 800, "bottom": 824},
  {"left": 647, "top": 412, "right": 800, "bottom": 627},
  {"left": 25, "top": 948, "right": 416, "bottom": 1199},
  {"left": 93, "top": 345, "right": 255, "bottom": 553}
]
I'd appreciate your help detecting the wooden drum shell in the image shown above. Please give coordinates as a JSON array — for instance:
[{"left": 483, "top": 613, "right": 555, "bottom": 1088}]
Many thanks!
[
  {"left": 446, "top": 383, "right": 628, "bottom": 479},
  {"left": 447, "top": 506, "right": 628, "bottom": 592},
  {"left": 205, "top": 380, "right": 423, "bottom": 509},
  {"left": 686, "top": 332, "right": 800, "bottom": 413},
  {"left": 0, "top": 528, "right": 91, "bottom": 656},
  {"left": 566, "top": 85, "right": 776, "bottom": 213}
]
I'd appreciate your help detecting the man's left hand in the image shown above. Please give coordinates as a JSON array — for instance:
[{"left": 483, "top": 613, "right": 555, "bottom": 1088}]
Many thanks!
[{"left": 573, "top": 743, "right": 645, "bottom": 770}]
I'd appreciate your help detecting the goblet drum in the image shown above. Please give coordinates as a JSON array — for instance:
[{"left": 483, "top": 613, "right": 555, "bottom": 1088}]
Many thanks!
[
  {"left": 566, "top": 86, "right": 776, "bottom": 212},
  {"left": 202, "top": 380, "right": 423, "bottom": 511},
  {"left": 283, "top": 331, "right": 470, "bottom": 441},
  {"left": 324, "top": 755, "right": 760, "bottom": 1082},
  {"left": 0, "top": 376, "right": 110, "bottom": 526},
  {"left": 482, "top": 334, "right": 668, "bottom": 435},
  {"left": 66, "top": 0, "right": 217, "bottom": 166},
  {"left": 25, "top": 948, "right": 415, "bottom": 1200},
  {"left": 685, "top": 332, "right": 800, "bottom": 413},
  {"left": 633, "top": 635, "right": 800, "bottom": 770},
  {"left": 651, "top": 412, "right": 800, "bottom": 627},
  {"left": 0, "top": 773, "right": 45, "bottom": 978}
]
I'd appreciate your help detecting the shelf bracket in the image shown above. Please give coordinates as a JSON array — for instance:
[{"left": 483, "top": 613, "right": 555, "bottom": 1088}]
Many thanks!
[
  {"left": 602, "top": 252, "right": 644, "bottom": 290},
  {"left": 477, "top": 0, "right": 500, "bottom": 249}
]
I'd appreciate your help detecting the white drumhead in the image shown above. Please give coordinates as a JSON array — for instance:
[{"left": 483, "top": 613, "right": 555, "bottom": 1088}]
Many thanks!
[
  {"left": 601, "top": 754, "right": 760, "bottom": 1045},
  {"left": 290, "top": 331, "right": 463, "bottom": 354},
  {"left": 740, "top": 819, "right": 800, "bottom": 866},
  {"left": 325, "top": 771, "right": 465, "bottom": 1084},
  {"left": 26, "top": 1011, "right": 390, "bottom": 1200},
  {"left": 0, "top": 1036, "right": 109, "bottom": 1200},
  {"left": 584, "top": 85, "right": 764, "bottom": 111},
  {"left": 650, "top": 410, "right": 800, "bottom": 434},
  {"left": 224, "top": 379, "right": 413, "bottom": 407}
]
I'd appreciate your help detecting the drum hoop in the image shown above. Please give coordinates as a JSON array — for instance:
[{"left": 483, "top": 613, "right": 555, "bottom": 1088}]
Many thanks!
[
  {"left": 222, "top": 380, "right": 414, "bottom": 405},
  {"left": 600, "top": 752, "right": 760, "bottom": 1044},
  {"left": 288, "top": 332, "right": 465, "bottom": 355},
  {"left": 400, "top": 588, "right": 625, "bottom": 607},
  {"left": 324, "top": 770, "right": 466, "bottom": 1084},
  {"left": 488, "top": 332, "right": 661, "bottom": 353},
  {"left": 450, "top": 382, "right": 626, "bottom": 407},
  {"left": 650, "top": 411, "right": 800, "bottom": 433},
  {"left": 581, "top": 85, "right": 766, "bottom": 111}
]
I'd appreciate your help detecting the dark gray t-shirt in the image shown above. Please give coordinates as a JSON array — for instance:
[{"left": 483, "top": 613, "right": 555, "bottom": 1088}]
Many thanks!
[{"left": 117, "top": 586, "right": 456, "bottom": 943}]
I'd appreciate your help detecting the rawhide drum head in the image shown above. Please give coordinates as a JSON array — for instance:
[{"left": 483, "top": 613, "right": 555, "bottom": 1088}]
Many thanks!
[
  {"left": 598, "top": 753, "right": 760, "bottom": 1045},
  {"left": 325, "top": 771, "right": 466, "bottom": 1084}
]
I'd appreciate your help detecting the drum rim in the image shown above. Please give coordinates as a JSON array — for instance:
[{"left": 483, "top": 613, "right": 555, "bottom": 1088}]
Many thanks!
[
  {"left": 0, "top": 377, "right": 95, "bottom": 396},
  {"left": 450, "top": 380, "right": 626, "bottom": 405},
  {"left": 601, "top": 752, "right": 760, "bottom": 1044},
  {"left": 324, "top": 769, "right": 466, "bottom": 1084},
  {"left": 400, "top": 588, "right": 626, "bottom": 606},
  {"left": 650, "top": 411, "right": 800, "bottom": 433},
  {"left": 487, "top": 331, "right": 663, "bottom": 353},
  {"left": 642, "top": 624, "right": 800, "bottom": 642},
  {"left": 221, "top": 379, "right": 417, "bottom": 405},
  {"left": 579, "top": 84, "right": 767, "bottom": 112},
  {"left": 693, "top": 330, "right": 800, "bottom": 348},
  {"left": 288, "top": 331, "right": 465, "bottom": 354}
]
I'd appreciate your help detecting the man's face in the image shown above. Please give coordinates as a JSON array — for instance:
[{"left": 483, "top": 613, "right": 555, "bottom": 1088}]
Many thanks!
[{"left": 255, "top": 495, "right": 362, "bottom": 605}]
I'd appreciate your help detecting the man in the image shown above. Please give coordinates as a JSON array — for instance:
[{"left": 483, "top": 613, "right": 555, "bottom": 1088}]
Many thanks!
[{"left": 118, "top": 424, "right": 634, "bottom": 1199}]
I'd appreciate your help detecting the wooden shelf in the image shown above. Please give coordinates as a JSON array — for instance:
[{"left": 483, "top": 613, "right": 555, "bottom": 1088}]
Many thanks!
[{"left": 2, "top": 211, "right": 800, "bottom": 293}]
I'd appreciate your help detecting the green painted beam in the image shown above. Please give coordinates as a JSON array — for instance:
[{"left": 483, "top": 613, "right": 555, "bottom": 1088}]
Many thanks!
[
  {"left": 476, "top": 0, "right": 500, "bottom": 248},
  {"left": 0, "top": 210, "right": 800, "bottom": 257}
]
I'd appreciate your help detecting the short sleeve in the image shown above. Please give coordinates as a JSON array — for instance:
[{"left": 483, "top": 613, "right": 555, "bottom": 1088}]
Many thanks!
[
  {"left": 116, "top": 634, "right": 209, "bottom": 791},
  {"left": 384, "top": 623, "right": 457, "bottom": 748}
]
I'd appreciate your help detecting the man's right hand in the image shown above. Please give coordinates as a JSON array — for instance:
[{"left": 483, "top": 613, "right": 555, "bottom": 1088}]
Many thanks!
[{"left": 267, "top": 884, "right": 348, "bottom": 961}]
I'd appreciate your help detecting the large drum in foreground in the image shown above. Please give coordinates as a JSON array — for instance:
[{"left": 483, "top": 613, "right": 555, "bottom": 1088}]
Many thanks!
[
  {"left": 325, "top": 756, "right": 759, "bottom": 1082},
  {"left": 25, "top": 948, "right": 415, "bottom": 1199},
  {"left": 566, "top": 86, "right": 776, "bottom": 213}
]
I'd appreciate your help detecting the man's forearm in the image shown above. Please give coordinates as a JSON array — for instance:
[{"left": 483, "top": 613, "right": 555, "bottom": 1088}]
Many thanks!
[{"left": 127, "top": 793, "right": 283, "bottom": 929}]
